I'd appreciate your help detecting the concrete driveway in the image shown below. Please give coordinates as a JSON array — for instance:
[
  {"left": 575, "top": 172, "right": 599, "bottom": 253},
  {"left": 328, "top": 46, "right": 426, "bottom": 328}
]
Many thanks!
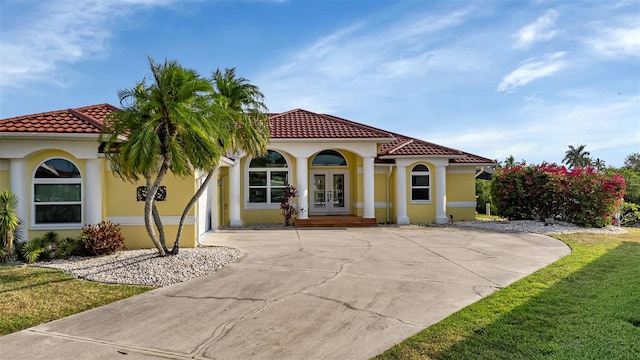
[{"left": 1, "top": 227, "right": 570, "bottom": 360}]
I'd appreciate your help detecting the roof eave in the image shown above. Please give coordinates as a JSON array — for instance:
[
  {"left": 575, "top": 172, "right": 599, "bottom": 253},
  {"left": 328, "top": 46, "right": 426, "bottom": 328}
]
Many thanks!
[
  {"left": 450, "top": 162, "right": 497, "bottom": 166},
  {"left": 0, "top": 132, "right": 102, "bottom": 140},
  {"left": 378, "top": 154, "right": 465, "bottom": 159},
  {"left": 270, "top": 137, "right": 396, "bottom": 143}
]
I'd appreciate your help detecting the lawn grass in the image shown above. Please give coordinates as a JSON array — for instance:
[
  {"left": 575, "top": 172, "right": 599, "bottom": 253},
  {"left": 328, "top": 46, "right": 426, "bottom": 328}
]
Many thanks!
[
  {"left": 0, "top": 266, "right": 152, "bottom": 336},
  {"left": 475, "top": 213, "right": 505, "bottom": 221},
  {"left": 375, "top": 228, "right": 640, "bottom": 360}
]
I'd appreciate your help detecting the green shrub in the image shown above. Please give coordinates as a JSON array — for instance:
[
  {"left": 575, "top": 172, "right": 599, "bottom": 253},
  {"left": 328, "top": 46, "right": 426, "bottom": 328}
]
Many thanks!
[
  {"left": 476, "top": 179, "right": 497, "bottom": 214},
  {"left": 81, "top": 221, "right": 125, "bottom": 256},
  {"left": 620, "top": 202, "right": 640, "bottom": 226}
]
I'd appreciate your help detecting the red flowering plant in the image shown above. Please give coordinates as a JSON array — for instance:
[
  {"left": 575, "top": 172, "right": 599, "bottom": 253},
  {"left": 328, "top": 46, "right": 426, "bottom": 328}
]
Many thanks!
[{"left": 491, "top": 163, "right": 626, "bottom": 227}]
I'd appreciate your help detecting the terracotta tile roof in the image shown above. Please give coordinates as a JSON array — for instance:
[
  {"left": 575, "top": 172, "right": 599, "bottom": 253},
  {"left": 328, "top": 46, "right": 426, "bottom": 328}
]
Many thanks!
[
  {"left": 378, "top": 132, "right": 493, "bottom": 164},
  {"left": 449, "top": 152, "right": 495, "bottom": 165},
  {"left": 379, "top": 133, "right": 463, "bottom": 157},
  {"left": 268, "top": 109, "right": 394, "bottom": 139},
  {"left": 0, "top": 103, "right": 118, "bottom": 134},
  {"left": 2, "top": 104, "right": 494, "bottom": 164}
]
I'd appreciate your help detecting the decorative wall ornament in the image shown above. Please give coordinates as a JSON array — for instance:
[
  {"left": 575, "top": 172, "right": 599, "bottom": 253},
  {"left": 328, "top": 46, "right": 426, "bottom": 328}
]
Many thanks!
[{"left": 136, "top": 186, "right": 167, "bottom": 201}]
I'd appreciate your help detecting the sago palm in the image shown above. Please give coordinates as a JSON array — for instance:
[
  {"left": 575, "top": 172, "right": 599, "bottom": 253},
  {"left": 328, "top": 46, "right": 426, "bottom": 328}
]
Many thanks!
[{"left": 0, "top": 190, "right": 20, "bottom": 261}]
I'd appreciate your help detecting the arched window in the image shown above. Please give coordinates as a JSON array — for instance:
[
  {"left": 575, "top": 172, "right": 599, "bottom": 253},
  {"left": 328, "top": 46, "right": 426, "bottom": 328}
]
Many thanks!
[
  {"left": 312, "top": 150, "right": 347, "bottom": 166},
  {"left": 411, "top": 164, "right": 430, "bottom": 202},
  {"left": 248, "top": 150, "right": 289, "bottom": 204},
  {"left": 33, "top": 158, "right": 82, "bottom": 226}
]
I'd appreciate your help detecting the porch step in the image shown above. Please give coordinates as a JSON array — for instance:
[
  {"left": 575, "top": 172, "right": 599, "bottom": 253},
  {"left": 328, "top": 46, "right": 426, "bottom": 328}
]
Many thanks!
[{"left": 295, "top": 216, "right": 377, "bottom": 228}]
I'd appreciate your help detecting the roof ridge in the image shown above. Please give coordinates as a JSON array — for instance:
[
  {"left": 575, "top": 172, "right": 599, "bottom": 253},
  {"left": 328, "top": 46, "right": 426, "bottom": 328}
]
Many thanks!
[
  {"left": 383, "top": 139, "right": 414, "bottom": 155},
  {"left": 68, "top": 108, "right": 105, "bottom": 130},
  {"left": 269, "top": 108, "right": 304, "bottom": 120},
  {"left": 386, "top": 131, "right": 466, "bottom": 155}
]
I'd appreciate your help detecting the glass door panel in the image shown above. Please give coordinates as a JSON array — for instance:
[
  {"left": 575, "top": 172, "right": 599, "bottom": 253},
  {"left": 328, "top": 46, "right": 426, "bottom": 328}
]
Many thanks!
[
  {"left": 313, "top": 174, "right": 327, "bottom": 210},
  {"left": 332, "top": 174, "right": 345, "bottom": 208}
]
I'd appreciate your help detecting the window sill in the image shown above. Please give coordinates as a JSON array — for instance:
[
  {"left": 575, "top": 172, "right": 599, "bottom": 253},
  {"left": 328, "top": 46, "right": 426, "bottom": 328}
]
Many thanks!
[
  {"left": 244, "top": 203, "right": 281, "bottom": 210},
  {"left": 410, "top": 200, "right": 433, "bottom": 205},
  {"left": 31, "top": 224, "right": 83, "bottom": 231}
]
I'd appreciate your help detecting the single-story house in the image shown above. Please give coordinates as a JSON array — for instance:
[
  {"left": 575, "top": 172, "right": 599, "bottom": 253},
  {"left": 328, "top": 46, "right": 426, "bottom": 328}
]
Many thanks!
[{"left": 0, "top": 104, "right": 494, "bottom": 248}]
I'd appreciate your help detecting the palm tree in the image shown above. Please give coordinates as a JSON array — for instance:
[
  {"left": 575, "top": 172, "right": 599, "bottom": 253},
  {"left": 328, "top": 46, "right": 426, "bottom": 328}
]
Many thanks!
[
  {"left": 0, "top": 190, "right": 20, "bottom": 261},
  {"left": 103, "top": 57, "right": 225, "bottom": 256},
  {"left": 170, "top": 68, "right": 271, "bottom": 253},
  {"left": 562, "top": 144, "right": 591, "bottom": 169},
  {"left": 592, "top": 158, "right": 606, "bottom": 172}
]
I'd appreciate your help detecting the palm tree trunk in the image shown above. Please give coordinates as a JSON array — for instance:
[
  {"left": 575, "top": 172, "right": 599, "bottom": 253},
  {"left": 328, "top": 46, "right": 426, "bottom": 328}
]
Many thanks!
[
  {"left": 171, "top": 169, "right": 216, "bottom": 255},
  {"left": 146, "top": 176, "right": 168, "bottom": 252},
  {"left": 144, "top": 161, "right": 171, "bottom": 256}
]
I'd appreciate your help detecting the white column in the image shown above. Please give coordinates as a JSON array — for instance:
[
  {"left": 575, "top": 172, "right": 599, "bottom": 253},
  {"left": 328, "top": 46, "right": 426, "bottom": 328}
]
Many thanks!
[
  {"left": 296, "top": 157, "right": 309, "bottom": 220},
  {"left": 210, "top": 169, "right": 219, "bottom": 231},
  {"left": 362, "top": 156, "right": 375, "bottom": 219},
  {"left": 229, "top": 158, "right": 243, "bottom": 227},
  {"left": 9, "top": 159, "right": 28, "bottom": 241},
  {"left": 435, "top": 164, "right": 448, "bottom": 224},
  {"left": 84, "top": 159, "right": 104, "bottom": 224},
  {"left": 395, "top": 164, "right": 409, "bottom": 224}
]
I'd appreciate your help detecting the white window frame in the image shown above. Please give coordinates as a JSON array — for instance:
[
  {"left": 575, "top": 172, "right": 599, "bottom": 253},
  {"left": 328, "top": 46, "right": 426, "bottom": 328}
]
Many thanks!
[
  {"left": 31, "top": 157, "right": 83, "bottom": 230},
  {"left": 311, "top": 149, "right": 349, "bottom": 167},
  {"left": 244, "top": 150, "right": 292, "bottom": 210},
  {"left": 410, "top": 163, "right": 432, "bottom": 204}
]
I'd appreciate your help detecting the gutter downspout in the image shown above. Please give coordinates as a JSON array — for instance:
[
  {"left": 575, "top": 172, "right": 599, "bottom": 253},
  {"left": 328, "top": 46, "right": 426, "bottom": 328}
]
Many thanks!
[
  {"left": 219, "top": 175, "right": 228, "bottom": 227},
  {"left": 386, "top": 165, "right": 393, "bottom": 224}
]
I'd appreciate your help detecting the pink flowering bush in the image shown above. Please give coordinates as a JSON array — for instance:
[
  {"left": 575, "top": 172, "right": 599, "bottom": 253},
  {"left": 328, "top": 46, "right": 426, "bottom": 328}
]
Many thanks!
[{"left": 491, "top": 163, "right": 626, "bottom": 227}]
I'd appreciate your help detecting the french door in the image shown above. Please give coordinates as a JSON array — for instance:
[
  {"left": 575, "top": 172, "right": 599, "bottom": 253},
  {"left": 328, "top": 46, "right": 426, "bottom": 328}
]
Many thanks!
[{"left": 310, "top": 170, "right": 349, "bottom": 214}]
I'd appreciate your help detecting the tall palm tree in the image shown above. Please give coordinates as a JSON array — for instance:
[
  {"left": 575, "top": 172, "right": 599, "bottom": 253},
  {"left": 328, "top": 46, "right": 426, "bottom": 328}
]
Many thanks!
[
  {"left": 170, "top": 68, "right": 271, "bottom": 253},
  {"left": 103, "top": 57, "right": 225, "bottom": 256},
  {"left": 0, "top": 190, "right": 20, "bottom": 261},
  {"left": 562, "top": 144, "right": 591, "bottom": 169}
]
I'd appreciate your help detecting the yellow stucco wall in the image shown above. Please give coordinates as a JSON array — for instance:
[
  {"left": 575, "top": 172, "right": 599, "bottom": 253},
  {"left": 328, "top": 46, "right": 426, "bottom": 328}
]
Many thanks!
[
  {"left": 447, "top": 207, "right": 476, "bottom": 221},
  {"left": 0, "top": 170, "right": 9, "bottom": 191},
  {"left": 446, "top": 172, "right": 476, "bottom": 221},
  {"left": 105, "top": 170, "right": 196, "bottom": 217},
  {"left": 446, "top": 173, "right": 475, "bottom": 202},
  {"left": 374, "top": 171, "right": 391, "bottom": 223},
  {"left": 120, "top": 225, "right": 196, "bottom": 249},
  {"left": 105, "top": 165, "right": 198, "bottom": 248},
  {"left": 28, "top": 229, "right": 83, "bottom": 241}
]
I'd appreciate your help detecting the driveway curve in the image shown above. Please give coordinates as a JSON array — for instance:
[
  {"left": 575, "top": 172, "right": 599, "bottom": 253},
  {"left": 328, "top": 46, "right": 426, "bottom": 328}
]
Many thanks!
[{"left": 1, "top": 227, "right": 570, "bottom": 360}]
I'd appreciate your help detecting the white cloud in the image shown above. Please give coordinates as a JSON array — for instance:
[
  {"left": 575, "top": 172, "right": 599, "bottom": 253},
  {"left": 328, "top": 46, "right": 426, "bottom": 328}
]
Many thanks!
[
  {"left": 589, "top": 25, "right": 640, "bottom": 58},
  {"left": 497, "top": 52, "right": 567, "bottom": 92},
  {"left": 256, "top": 6, "right": 477, "bottom": 113},
  {"left": 423, "top": 95, "right": 639, "bottom": 166},
  {"left": 0, "top": 0, "right": 177, "bottom": 87},
  {"left": 513, "top": 9, "right": 560, "bottom": 48}
]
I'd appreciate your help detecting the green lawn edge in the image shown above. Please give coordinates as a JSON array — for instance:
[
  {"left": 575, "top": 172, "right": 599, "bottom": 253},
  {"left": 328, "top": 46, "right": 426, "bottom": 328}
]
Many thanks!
[
  {"left": 374, "top": 228, "right": 640, "bottom": 360},
  {"left": 0, "top": 266, "right": 152, "bottom": 336}
]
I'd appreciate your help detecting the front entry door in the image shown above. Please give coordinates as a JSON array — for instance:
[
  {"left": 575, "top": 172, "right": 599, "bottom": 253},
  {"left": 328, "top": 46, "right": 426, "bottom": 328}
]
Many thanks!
[{"left": 310, "top": 170, "right": 349, "bottom": 214}]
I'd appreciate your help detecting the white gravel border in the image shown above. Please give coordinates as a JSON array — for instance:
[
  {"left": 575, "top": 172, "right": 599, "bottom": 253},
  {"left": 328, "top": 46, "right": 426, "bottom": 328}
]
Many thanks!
[
  {"left": 454, "top": 219, "right": 627, "bottom": 235},
  {"left": 38, "top": 247, "right": 240, "bottom": 287}
]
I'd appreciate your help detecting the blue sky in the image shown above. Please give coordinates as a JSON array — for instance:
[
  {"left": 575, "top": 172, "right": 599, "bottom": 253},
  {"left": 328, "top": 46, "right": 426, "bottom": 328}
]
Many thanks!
[{"left": 1, "top": 0, "right": 638, "bottom": 167}]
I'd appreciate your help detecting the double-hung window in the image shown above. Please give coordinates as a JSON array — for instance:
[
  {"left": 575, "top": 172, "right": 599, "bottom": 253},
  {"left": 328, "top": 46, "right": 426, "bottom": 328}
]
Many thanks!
[
  {"left": 411, "top": 164, "right": 431, "bottom": 202},
  {"left": 33, "top": 158, "right": 82, "bottom": 227}
]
